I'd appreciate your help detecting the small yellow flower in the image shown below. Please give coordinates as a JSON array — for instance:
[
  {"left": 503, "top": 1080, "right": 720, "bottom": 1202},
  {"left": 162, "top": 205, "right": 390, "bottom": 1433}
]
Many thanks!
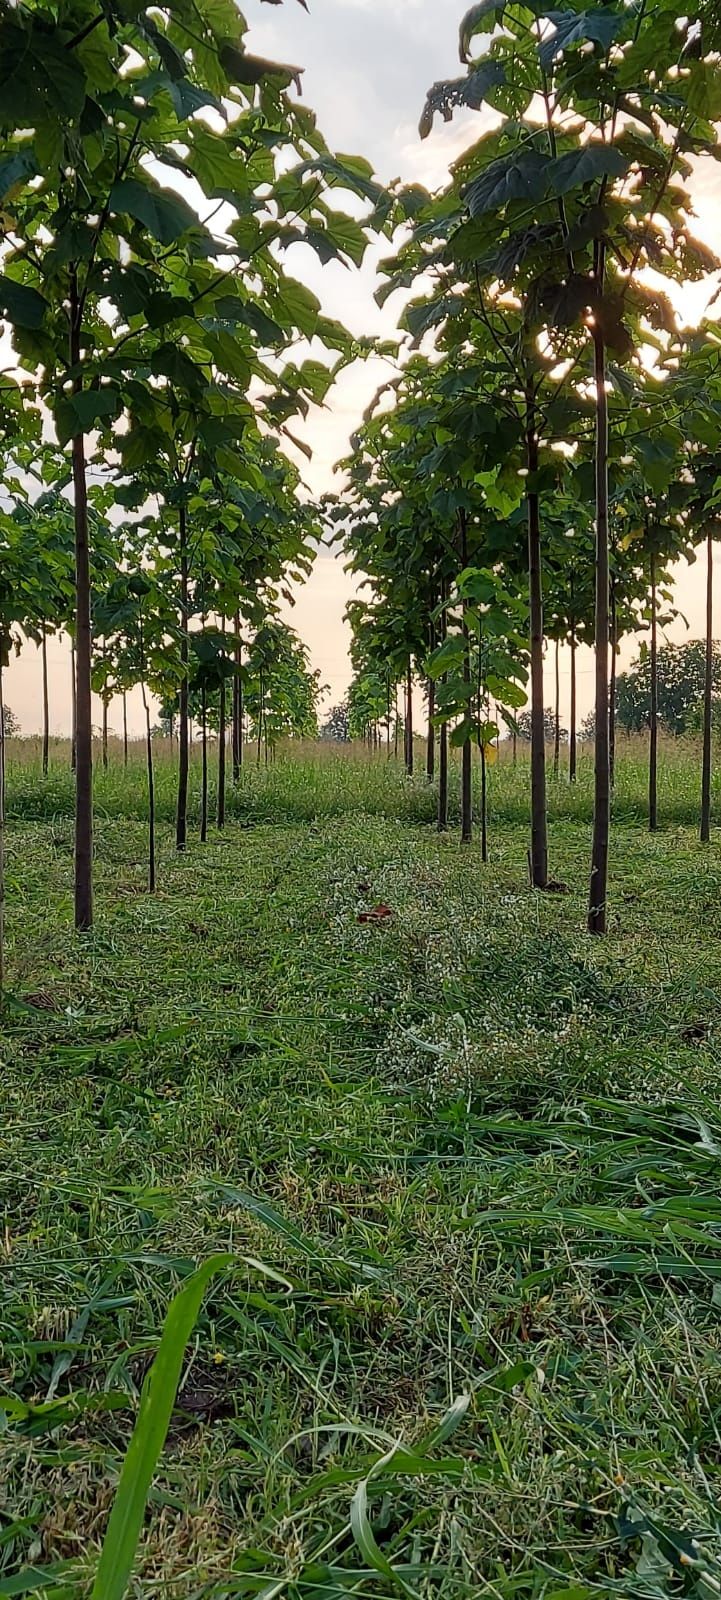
[{"left": 212, "top": 1351, "right": 226, "bottom": 1365}]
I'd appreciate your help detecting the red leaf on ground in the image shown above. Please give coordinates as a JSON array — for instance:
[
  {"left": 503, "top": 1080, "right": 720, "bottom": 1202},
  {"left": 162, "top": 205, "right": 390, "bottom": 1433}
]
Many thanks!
[{"left": 357, "top": 903, "right": 394, "bottom": 925}]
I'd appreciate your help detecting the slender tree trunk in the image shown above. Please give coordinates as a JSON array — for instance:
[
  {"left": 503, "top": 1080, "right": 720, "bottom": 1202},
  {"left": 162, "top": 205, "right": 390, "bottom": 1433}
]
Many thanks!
[
  {"left": 218, "top": 667, "right": 226, "bottom": 830},
  {"left": 122, "top": 692, "right": 128, "bottom": 768},
  {"left": 588, "top": 324, "right": 611, "bottom": 936},
  {"left": 569, "top": 625, "right": 577, "bottom": 783},
  {"left": 405, "top": 662, "right": 414, "bottom": 775},
  {"left": 141, "top": 679, "right": 156, "bottom": 893},
  {"left": 386, "top": 679, "right": 392, "bottom": 759},
  {"left": 438, "top": 582, "right": 449, "bottom": 832},
  {"left": 426, "top": 678, "right": 435, "bottom": 782},
  {"left": 460, "top": 512, "right": 472, "bottom": 845},
  {"left": 70, "top": 292, "right": 93, "bottom": 933},
  {"left": 480, "top": 743, "right": 488, "bottom": 864},
  {"left": 0, "top": 662, "right": 4, "bottom": 1005},
  {"left": 176, "top": 507, "right": 189, "bottom": 851},
  {"left": 609, "top": 579, "right": 617, "bottom": 791},
  {"left": 526, "top": 400, "right": 548, "bottom": 889},
  {"left": 649, "top": 548, "right": 658, "bottom": 834},
  {"left": 513, "top": 729, "right": 517, "bottom": 766},
  {"left": 200, "top": 683, "right": 208, "bottom": 843},
  {"left": 102, "top": 695, "right": 108, "bottom": 772},
  {"left": 257, "top": 673, "right": 263, "bottom": 768},
  {"left": 41, "top": 629, "right": 49, "bottom": 778},
  {"left": 232, "top": 610, "right": 242, "bottom": 783},
  {"left": 394, "top": 690, "right": 399, "bottom": 759},
  {"left": 70, "top": 640, "right": 77, "bottom": 772},
  {"left": 701, "top": 532, "right": 713, "bottom": 843},
  {"left": 553, "top": 638, "right": 560, "bottom": 779}
]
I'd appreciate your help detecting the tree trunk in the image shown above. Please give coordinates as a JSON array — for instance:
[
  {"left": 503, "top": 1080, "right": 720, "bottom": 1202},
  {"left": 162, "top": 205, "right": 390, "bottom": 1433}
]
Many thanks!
[
  {"left": 512, "top": 729, "right": 517, "bottom": 766},
  {"left": 218, "top": 668, "right": 226, "bottom": 830},
  {"left": 701, "top": 532, "right": 713, "bottom": 844},
  {"left": 649, "top": 549, "right": 658, "bottom": 834},
  {"left": 569, "top": 625, "right": 577, "bottom": 783},
  {"left": 257, "top": 673, "right": 263, "bottom": 768},
  {"left": 588, "top": 325, "right": 610, "bottom": 936},
  {"left": 460, "top": 512, "right": 472, "bottom": 845},
  {"left": 480, "top": 743, "right": 488, "bottom": 864},
  {"left": 102, "top": 695, "right": 108, "bottom": 772},
  {"left": 553, "top": 638, "right": 560, "bottom": 779},
  {"left": 405, "top": 662, "right": 414, "bottom": 775},
  {"left": 200, "top": 683, "right": 208, "bottom": 843},
  {"left": 176, "top": 507, "right": 189, "bottom": 852},
  {"left": 0, "top": 662, "right": 4, "bottom": 1005},
  {"left": 70, "top": 640, "right": 77, "bottom": 772},
  {"left": 609, "top": 579, "right": 617, "bottom": 791},
  {"left": 71, "top": 417, "right": 93, "bottom": 928},
  {"left": 526, "top": 402, "right": 548, "bottom": 889},
  {"left": 122, "top": 692, "right": 128, "bottom": 768},
  {"left": 141, "top": 679, "right": 156, "bottom": 893},
  {"left": 394, "top": 690, "right": 399, "bottom": 759},
  {"left": 438, "top": 582, "right": 449, "bottom": 832},
  {"left": 426, "top": 678, "right": 435, "bottom": 782},
  {"left": 232, "top": 610, "right": 242, "bottom": 783},
  {"left": 41, "top": 629, "right": 49, "bottom": 778}
]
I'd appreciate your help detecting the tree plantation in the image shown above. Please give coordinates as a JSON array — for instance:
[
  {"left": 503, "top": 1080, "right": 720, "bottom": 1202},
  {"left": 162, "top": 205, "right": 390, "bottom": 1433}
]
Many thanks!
[{"left": 3, "top": 1, "right": 721, "bottom": 1596}]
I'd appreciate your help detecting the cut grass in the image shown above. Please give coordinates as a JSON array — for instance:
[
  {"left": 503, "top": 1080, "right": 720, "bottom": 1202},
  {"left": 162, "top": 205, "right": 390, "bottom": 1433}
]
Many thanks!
[{"left": 1, "top": 742, "right": 721, "bottom": 1598}]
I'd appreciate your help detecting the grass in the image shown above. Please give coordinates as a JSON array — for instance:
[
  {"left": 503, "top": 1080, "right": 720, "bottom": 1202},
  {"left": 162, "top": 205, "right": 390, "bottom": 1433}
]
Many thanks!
[{"left": 2, "top": 738, "right": 721, "bottom": 1598}]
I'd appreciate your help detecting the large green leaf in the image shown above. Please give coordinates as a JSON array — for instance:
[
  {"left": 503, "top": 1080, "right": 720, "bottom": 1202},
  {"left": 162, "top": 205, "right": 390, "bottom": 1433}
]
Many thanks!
[
  {"left": 0, "top": 277, "right": 47, "bottom": 329},
  {"left": 90, "top": 1256, "right": 233, "bottom": 1600},
  {"left": 459, "top": 0, "right": 506, "bottom": 60},
  {"left": 109, "top": 179, "right": 206, "bottom": 246},
  {"left": 0, "top": 149, "right": 37, "bottom": 202},
  {"left": 545, "top": 144, "right": 628, "bottom": 197},
  {"left": 420, "top": 61, "right": 506, "bottom": 138},
  {"left": 539, "top": 9, "right": 624, "bottom": 70},
  {"left": 465, "top": 149, "right": 548, "bottom": 216},
  {"left": 54, "top": 387, "right": 122, "bottom": 447}
]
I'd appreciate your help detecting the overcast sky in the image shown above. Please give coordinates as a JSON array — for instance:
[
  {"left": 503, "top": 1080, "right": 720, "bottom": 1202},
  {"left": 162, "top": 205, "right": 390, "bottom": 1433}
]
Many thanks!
[{"left": 6, "top": 0, "right": 721, "bottom": 736}]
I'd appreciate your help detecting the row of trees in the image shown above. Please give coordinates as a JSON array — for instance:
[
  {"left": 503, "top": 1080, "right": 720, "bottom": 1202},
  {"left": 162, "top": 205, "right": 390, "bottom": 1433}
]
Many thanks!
[
  {"left": 0, "top": 0, "right": 388, "bottom": 988},
  {"left": 332, "top": 0, "right": 721, "bottom": 930}
]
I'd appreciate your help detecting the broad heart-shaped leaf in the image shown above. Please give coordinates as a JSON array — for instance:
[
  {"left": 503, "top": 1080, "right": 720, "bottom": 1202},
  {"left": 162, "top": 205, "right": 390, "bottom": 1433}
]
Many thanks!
[
  {"left": 465, "top": 150, "right": 548, "bottom": 216},
  {"left": 109, "top": 179, "right": 208, "bottom": 247},
  {"left": 420, "top": 61, "right": 505, "bottom": 139},
  {"left": 0, "top": 148, "right": 38, "bottom": 203},
  {"left": 459, "top": 0, "right": 506, "bottom": 59},
  {"left": 0, "top": 276, "right": 47, "bottom": 329},
  {"left": 212, "top": 295, "right": 284, "bottom": 346},
  {"left": 545, "top": 144, "right": 629, "bottom": 197},
  {"left": 539, "top": 9, "right": 624, "bottom": 71},
  {"left": 54, "top": 387, "right": 122, "bottom": 447}
]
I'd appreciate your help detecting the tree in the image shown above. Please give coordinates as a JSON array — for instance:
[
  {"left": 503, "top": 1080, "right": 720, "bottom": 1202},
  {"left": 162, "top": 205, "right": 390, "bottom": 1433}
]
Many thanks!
[
  {"left": 616, "top": 641, "right": 721, "bottom": 738},
  {"left": 516, "top": 708, "right": 567, "bottom": 746},
  {"left": 322, "top": 703, "right": 350, "bottom": 742}
]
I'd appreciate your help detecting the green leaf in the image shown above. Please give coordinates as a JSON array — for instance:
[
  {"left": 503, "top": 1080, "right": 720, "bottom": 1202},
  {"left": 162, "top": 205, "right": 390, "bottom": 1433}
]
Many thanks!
[
  {"left": 420, "top": 61, "right": 505, "bottom": 138},
  {"left": 459, "top": 0, "right": 506, "bottom": 60},
  {"left": 545, "top": 145, "right": 628, "bottom": 198},
  {"left": 54, "top": 387, "right": 122, "bottom": 447},
  {"left": 465, "top": 150, "right": 548, "bottom": 216},
  {"left": 0, "top": 277, "right": 47, "bottom": 330},
  {"left": 109, "top": 179, "right": 207, "bottom": 246},
  {"left": 273, "top": 277, "right": 320, "bottom": 338},
  {"left": 90, "top": 1256, "right": 233, "bottom": 1600},
  {"left": 0, "top": 149, "right": 37, "bottom": 202},
  {"left": 350, "top": 1475, "right": 420, "bottom": 1600},
  {"left": 539, "top": 9, "right": 624, "bottom": 71},
  {"left": 213, "top": 295, "right": 284, "bottom": 345}
]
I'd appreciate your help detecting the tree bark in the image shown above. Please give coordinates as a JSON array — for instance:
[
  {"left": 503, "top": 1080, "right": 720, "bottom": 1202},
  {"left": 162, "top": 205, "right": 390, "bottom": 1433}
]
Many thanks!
[
  {"left": 232, "top": 610, "right": 242, "bottom": 783},
  {"left": 70, "top": 303, "right": 93, "bottom": 933},
  {"left": 102, "top": 695, "right": 108, "bottom": 772},
  {"left": 405, "top": 662, "right": 414, "bottom": 775},
  {"left": 480, "top": 743, "right": 488, "bottom": 863},
  {"left": 526, "top": 400, "right": 548, "bottom": 888},
  {"left": 426, "top": 678, "right": 435, "bottom": 782},
  {"left": 41, "top": 629, "right": 49, "bottom": 778},
  {"left": 553, "top": 637, "right": 560, "bottom": 779},
  {"left": 701, "top": 532, "right": 713, "bottom": 844},
  {"left": 609, "top": 578, "right": 617, "bottom": 791},
  {"left": 438, "top": 581, "right": 449, "bottom": 832},
  {"left": 141, "top": 679, "right": 156, "bottom": 893},
  {"left": 218, "top": 664, "right": 226, "bottom": 830},
  {"left": 460, "top": 511, "right": 472, "bottom": 845},
  {"left": 70, "top": 639, "right": 77, "bottom": 772},
  {"left": 0, "top": 662, "right": 4, "bottom": 1005},
  {"left": 122, "top": 692, "right": 128, "bottom": 768},
  {"left": 569, "top": 625, "right": 577, "bottom": 783},
  {"left": 200, "top": 682, "right": 208, "bottom": 843},
  {"left": 649, "top": 548, "right": 658, "bottom": 834},
  {"left": 588, "top": 324, "right": 610, "bottom": 935},
  {"left": 176, "top": 506, "right": 189, "bottom": 851}
]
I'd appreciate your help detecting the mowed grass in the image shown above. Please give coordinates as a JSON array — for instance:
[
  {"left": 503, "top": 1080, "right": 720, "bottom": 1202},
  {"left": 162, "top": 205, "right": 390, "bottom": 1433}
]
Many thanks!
[{"left": 2, "top": 739, "right": 721, "bottom": 1598}]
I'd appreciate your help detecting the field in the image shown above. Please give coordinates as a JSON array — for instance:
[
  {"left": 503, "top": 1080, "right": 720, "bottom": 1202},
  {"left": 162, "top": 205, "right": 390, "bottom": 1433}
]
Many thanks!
[{"left": 2, "top": 739, "right": 721, "bottom": 1599}]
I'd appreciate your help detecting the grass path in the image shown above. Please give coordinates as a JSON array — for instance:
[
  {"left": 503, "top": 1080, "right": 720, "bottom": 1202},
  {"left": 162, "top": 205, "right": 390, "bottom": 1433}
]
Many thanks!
[{"left": 2, "top": 750, "right": 721, "bottom": 1597}]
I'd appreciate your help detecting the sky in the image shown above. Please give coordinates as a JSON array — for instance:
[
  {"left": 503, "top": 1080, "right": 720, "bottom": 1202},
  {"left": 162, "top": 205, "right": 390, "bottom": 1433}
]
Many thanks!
[{"left": 5, "top": 0, "right": 721, "bottom": 738}]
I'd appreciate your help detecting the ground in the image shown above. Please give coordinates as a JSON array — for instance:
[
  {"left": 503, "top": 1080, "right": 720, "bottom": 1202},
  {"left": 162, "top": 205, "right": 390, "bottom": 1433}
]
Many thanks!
[{"left": 2, "top": 742, "right": 721, "bottom": 1598}]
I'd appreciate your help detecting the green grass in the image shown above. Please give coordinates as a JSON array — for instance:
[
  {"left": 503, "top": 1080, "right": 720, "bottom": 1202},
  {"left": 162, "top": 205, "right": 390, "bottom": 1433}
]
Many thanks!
[{"left": 2, "top": 739, "right": 721, "bottom": 1598}]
